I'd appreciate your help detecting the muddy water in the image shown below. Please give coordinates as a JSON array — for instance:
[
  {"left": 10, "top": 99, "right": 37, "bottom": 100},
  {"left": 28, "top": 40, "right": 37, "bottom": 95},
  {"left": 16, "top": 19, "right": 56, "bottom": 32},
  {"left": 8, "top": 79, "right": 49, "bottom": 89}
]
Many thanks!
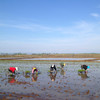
[{"left": 0, "top": 60, "right": 100, "bottom": 100}]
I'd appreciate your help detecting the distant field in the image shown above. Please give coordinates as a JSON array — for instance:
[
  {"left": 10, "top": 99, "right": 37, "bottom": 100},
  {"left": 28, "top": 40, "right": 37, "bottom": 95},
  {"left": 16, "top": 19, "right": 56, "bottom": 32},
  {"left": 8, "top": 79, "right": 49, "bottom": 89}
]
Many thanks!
[{"left": 0, "top": 53, "right": 100, "bottom": 59}]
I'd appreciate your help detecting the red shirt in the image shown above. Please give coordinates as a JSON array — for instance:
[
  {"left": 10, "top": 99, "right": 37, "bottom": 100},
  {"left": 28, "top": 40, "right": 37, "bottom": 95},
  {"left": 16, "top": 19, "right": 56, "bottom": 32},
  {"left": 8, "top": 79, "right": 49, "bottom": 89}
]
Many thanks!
[{"left": 9, "top": 67, "right": 16, "bottom": 73}]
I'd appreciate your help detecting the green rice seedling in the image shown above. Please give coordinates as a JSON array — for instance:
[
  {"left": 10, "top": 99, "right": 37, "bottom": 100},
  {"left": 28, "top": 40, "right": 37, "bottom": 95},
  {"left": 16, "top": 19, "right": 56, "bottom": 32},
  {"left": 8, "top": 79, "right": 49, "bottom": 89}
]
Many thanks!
[
  {"left": 57, "top": 67, "right": 61, "bottom": 69},
  {"left": 25, "top": 70, "right": 31, "bottom": 74},
  {"left": 48, "top": 70, "right": 51, "bottom": 72},
  {"left": 78, "top": 69, "right": 85, "bottom": 72},
  {"left": 78, "top": 69, "right": 86, "bottom": 74}
]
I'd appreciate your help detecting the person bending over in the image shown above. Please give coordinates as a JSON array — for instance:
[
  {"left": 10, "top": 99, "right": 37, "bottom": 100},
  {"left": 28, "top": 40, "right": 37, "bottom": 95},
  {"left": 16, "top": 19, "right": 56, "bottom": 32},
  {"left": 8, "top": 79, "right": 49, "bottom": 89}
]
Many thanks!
[
  {"left": 32, "top": 67, "right": 38, "bottom": 74},
  {"left": 81, "top": 65, "right": 90, "bottom": 73},
  {"left": 8, "top": 67, "right": 18, "bottom": 74},
  {"left": 60, "top": 62, "right": 66, "bottom": 69},
  {"left": 50, "top": 64, "right": 57, "bottom": 72}
]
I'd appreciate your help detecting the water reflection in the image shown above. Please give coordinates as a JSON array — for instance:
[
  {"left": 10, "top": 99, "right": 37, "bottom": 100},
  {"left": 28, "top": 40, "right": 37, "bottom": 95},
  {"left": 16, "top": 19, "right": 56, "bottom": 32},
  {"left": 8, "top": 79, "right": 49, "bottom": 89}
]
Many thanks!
[
  {"left": 8, "top": 76, "right": 16, "bottom": 84},
  {"left": 60, "top": 69, "right": 66, "bottom": 76},
  {"left": 49, "top": 71, "right": 57, "bottom": 81},
  {"left": 78, "top": 73, "right": 89, "bottom": 80},
  {"left": 25, "top": 74, "right": 30, "bottom": 78},
  {"left": 32, "top": 74, "right": 38, "bottom": 82}
]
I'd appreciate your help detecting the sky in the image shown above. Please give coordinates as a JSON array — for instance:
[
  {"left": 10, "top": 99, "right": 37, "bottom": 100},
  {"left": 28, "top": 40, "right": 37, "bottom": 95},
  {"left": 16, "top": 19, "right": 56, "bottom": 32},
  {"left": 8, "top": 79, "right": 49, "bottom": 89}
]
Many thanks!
[{"left": 0, "top": 0, "right": 100, "bottom": 54}]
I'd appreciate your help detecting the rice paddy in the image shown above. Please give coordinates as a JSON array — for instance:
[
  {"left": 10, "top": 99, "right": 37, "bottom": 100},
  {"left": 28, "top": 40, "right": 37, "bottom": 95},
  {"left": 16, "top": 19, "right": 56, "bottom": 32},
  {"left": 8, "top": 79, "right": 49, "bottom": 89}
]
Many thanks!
[{"left": 0, "top": 60, "right": 100, "bottom": 100}]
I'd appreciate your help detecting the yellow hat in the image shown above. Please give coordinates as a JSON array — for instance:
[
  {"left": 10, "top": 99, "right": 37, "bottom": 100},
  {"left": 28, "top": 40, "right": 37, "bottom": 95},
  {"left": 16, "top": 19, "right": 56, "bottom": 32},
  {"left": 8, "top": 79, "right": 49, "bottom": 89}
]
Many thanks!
[{"left": 33, "top": 67, "right": 36, "bottom": 70}]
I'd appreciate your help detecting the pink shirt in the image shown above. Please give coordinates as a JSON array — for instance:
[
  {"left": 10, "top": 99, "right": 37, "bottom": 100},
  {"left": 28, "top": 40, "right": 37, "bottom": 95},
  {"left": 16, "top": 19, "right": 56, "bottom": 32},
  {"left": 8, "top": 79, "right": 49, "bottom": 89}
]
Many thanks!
[{"left": 32, "top": 68, "right": 38, "bottom": 74}]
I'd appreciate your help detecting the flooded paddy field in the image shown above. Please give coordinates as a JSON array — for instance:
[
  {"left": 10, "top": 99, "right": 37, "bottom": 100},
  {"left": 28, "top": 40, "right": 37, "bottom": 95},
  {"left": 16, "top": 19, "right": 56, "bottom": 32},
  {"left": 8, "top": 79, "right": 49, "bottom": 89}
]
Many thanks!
[{"left": 0, "top": 60, "right": 100, "bottom": 100}]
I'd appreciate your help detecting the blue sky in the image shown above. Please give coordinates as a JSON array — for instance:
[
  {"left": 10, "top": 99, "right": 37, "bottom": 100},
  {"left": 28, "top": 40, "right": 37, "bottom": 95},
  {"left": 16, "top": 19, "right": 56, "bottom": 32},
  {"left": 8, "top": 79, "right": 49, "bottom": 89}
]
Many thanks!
[{"left": 0, "top": 0, "right": 100, "bottom": 53}]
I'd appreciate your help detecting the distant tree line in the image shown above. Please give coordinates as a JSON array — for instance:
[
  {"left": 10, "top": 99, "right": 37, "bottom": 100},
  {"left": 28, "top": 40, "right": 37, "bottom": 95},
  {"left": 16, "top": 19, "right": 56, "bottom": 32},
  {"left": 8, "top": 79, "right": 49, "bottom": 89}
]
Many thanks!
[
  {"left": 0, "top": 53, "right": 27, "bottom": 55},
  {"left": 0, "top": 52, "right": 100, "bottom": 56}
]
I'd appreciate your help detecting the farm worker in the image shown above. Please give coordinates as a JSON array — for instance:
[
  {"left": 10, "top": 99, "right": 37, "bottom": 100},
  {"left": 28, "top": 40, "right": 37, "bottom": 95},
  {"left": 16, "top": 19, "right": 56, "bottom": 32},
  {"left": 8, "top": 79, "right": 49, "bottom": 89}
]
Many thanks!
[
  {"left": 50, "top": 64, "right": 57, "bottom": 72},
  {"left": 60, "top": 62, "right": 66, "bottom": 68},
  {"left": 81, "top": 65, "right": 90, "bottom": 73},
  {"left": 8, "top": 67, "right": 18, "bottom": 74},
  {"left": 32, "top": 67, "right": 38, "bottom": 74}
]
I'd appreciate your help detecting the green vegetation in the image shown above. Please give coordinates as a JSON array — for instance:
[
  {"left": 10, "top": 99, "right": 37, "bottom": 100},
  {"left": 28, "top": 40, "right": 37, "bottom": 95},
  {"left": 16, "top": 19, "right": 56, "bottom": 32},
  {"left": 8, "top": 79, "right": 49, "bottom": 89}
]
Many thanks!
[
  {"left": 25, "top": 71, "right": 31, "bottom": 74},
  {"left": 57, "top": 67, "right": 61, "bottom": 69},
  {"left": 48, "top": 70, "right": 50, "bottom": 72},
  {"left": 78, "top": 69, "right": 86, "bottom": 72}
]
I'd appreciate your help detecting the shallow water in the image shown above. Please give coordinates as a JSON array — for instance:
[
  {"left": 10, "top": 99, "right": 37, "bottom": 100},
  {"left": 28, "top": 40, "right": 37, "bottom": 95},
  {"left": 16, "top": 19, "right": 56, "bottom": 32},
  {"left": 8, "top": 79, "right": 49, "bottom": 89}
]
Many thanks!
[
  {"left": 0, "top": 58, "right": 96, "bottom": 61},
  {"left": 19, "top": 58, "right": 96, "bottom": 61},
  {"left": 0, "top": 60, "right": 100, "bottom": 100}
]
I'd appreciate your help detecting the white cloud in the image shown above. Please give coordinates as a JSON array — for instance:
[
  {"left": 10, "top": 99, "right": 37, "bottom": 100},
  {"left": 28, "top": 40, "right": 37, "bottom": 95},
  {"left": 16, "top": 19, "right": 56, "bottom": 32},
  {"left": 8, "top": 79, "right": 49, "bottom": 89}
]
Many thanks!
[
  {"left": 0, "top": 20, "right": 100, "bottom": 38},
  {"left": 90, "top": 13, "right": 100, "bottom": 17},
  {"left": 0, "top": 20, "right": 98, "bottom": 36},
  {"left": 0, "top": 20, "right": 100, "bottom": 53},
  {"left": 0, "top": 23, "right": 52, "bottom": 33}
]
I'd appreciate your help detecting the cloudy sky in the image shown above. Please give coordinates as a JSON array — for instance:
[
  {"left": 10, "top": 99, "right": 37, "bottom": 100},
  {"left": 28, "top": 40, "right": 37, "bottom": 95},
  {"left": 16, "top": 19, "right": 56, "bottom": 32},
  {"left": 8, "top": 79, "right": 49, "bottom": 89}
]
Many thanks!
[{"left": 0, "top": 0, "right": 100, "bottom": 53}]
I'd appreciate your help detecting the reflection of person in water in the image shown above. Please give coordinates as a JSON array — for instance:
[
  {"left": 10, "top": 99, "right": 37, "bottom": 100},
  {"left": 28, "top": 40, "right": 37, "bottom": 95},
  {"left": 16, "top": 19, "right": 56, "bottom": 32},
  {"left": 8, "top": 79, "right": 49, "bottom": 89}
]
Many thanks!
[
  {"left": 8, "top": 76, "right": 16, "bottom": 84},
  {"left": 25, "top": 75, "right": 30, "bottom": 78},
  {"left": 60, "top": 69, "right": 66, "bottom": 76},
  {"left": 78, "top": 73, "right": 89, "bottom": 80},
  {"left": 32, "top": 74, "right": 38, "bottom": 82},
  {"left": 49, "top": 71, "right": 57, "bottom": 81}
]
